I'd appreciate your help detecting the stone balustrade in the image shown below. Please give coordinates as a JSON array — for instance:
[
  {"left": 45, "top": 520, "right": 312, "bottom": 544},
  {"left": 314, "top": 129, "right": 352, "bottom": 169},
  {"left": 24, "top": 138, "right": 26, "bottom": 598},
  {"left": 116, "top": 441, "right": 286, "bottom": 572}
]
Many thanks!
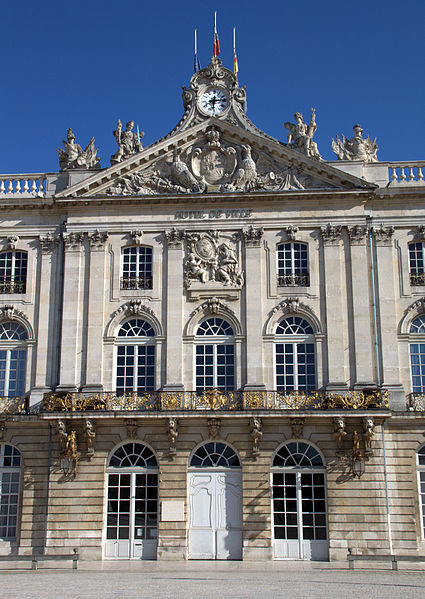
[
  {"left": 388, "top": 162, "right": 425, "bottom": 185},
  {"left": 0, "top": 174, "right": 47, "bottom": 198},
  {"left": 39, "top": 388, "right": 389, "bottom": 413}
]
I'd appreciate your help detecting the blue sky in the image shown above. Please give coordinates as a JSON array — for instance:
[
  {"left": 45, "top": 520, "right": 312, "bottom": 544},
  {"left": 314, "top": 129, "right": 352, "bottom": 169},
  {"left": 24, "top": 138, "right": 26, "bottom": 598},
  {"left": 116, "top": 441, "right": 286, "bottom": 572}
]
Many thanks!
[{"left": 1, "top": 0, "right": 424, "bottom": 173}]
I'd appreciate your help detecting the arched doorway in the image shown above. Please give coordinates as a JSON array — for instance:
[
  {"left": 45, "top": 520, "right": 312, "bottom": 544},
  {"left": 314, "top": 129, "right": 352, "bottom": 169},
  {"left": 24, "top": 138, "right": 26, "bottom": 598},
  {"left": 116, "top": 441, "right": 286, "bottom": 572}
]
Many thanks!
[
  {"left": 105, "top": 442, "right": 158, "bottom": 559},
  {"left": 272, "top": 441, "right": 328, "bottom": 560},
  {"left": 188, "top": 442, "right": 242, "bottom": 560}
]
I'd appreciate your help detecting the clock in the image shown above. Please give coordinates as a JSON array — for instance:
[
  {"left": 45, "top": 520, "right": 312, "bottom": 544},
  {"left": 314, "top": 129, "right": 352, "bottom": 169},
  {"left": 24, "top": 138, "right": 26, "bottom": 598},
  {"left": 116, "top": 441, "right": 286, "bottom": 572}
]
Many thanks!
[{"left": 199, "top": 87, "right": 229, "bottom": 116}]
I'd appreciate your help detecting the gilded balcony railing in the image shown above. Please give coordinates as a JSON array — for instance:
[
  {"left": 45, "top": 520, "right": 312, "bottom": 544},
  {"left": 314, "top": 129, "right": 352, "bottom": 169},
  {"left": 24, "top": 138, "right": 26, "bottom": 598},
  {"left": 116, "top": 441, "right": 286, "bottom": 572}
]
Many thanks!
[
  {"left": 0, "top": 280, "right": 26, "bottom": 294},
  {"left": 0, "top": 396, "right": 28, "bottom": 414},
  {"left": 408, "top": 393, "right": 425, "bottom": 411},
  {"left": 42, "top": 389, "right": 389, "bottom": 413}
]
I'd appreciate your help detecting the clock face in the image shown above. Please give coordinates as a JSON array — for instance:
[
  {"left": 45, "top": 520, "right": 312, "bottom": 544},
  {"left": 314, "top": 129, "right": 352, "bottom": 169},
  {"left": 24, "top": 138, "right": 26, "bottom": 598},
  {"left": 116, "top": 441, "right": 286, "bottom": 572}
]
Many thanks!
[{"left": 199, "top": 88, "right": 229, "bottom": 116}]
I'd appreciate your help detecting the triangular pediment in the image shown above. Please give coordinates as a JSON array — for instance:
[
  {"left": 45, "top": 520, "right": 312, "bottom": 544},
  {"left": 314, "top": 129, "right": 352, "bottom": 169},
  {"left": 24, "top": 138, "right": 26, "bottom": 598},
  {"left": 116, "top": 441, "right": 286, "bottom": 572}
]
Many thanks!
[{"left": 55, "top": 119, "right": 375, "bottom": 200}]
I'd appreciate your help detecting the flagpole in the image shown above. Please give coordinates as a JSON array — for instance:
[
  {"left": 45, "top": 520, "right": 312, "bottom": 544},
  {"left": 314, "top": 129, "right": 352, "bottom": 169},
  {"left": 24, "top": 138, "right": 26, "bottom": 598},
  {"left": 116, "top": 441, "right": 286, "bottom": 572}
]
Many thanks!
[
  {"left": 195, "top": 28, "right": 197, "bottom": 56},
  {"left": 233, "top": 27, "right": 235, "bottom": 53}
]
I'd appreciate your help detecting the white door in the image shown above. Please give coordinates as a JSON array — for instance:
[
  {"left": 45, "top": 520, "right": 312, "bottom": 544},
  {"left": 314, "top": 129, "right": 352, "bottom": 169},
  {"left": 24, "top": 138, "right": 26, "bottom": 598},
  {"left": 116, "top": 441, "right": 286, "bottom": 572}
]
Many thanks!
[
  {"left": 188, "top": 470, "right": 242, "bottom": 559},
  {"left": 272, "top": 442, "right": 328, "bottom": 561}
]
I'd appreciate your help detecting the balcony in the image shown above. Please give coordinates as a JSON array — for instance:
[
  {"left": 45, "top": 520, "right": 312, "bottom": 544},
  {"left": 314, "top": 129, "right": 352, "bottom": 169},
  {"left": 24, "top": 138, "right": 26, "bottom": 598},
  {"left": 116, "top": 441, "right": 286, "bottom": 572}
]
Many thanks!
[
  {"left": 277, "top": 273, "right": 310, "bottom": 287},
  {"left": 0, "top": 280, "right": 26, "bottom": 294},
  {"left": 41, "top": 389, "right": 389, "bottom": 413},
  {"left": 0, "top": 396, "right": 28, "bottom": 414},
  {"left": 120, "top": 276, "right": 153, "bottom": 290},
  {"left": 410, "top": 272, "right": 425, "bottom": 286},
  {"left": 408, "top": 393, "right": 425, "bottom": 411}
]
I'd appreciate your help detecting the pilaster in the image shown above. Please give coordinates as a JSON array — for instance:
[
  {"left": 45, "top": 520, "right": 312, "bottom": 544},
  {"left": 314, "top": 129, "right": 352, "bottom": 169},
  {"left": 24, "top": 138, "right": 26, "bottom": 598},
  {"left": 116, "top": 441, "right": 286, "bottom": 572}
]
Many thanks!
[
  {"left": 82, "top": 230, "right": 109, "bottom": 392},
  {"left": 242, "top": 226, "right": 265, "bottom": 390},
  {"left": 348, "top": 226, "right": 375, "bottom": 388},
  {"left": 57, "top": 232, "right": 84, "bottom": 392},
  {"left": 163, "top": 229, "right": 184, "bottom": 391},
  {"left": 321, "top": 225, "right": 348, "bottom": 390}
]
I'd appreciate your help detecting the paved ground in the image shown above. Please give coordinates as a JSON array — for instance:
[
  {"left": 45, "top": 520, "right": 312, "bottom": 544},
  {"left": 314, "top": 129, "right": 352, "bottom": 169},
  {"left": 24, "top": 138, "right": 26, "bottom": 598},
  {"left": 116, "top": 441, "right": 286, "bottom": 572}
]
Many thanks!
[{"left": 1, "top": 561, "right": 425, "bottom": 599}]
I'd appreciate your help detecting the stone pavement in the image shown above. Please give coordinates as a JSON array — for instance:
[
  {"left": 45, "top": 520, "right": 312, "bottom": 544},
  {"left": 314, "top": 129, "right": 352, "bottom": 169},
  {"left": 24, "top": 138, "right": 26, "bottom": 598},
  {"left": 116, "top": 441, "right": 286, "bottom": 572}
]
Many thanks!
[{"left": 1, "top": 561, "right": 425, "bottom": 599}]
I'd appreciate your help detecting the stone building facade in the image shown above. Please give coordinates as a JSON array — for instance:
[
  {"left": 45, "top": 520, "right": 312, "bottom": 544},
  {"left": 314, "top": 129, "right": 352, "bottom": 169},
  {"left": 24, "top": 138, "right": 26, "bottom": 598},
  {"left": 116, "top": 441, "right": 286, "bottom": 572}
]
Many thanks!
[{"left": 0, "top": 57, "right": 425, "bottom": 562}]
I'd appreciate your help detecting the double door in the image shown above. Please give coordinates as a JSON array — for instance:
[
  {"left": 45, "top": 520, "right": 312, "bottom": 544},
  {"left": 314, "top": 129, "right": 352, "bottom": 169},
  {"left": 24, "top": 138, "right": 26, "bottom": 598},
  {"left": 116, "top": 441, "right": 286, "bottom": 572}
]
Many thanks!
[
  {"left": 105, "top": 471, "right": 158, "bottom": 559},
  {"left": 272, "top": 470, "right": 328, "bottom": 560},
  {"left": 188, "top": 470, "right": 242, "bottom": 560}
]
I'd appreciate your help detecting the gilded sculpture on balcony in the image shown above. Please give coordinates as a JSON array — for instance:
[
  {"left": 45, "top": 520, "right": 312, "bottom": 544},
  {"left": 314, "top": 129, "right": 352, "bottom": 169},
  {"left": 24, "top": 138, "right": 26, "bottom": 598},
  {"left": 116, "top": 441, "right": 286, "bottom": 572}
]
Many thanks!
[
  {"left": 332, "top": 125, "right": 378, "bottom": 163},
  {"left": 57, "top": 128, "right": 100, "bottom": 171}
]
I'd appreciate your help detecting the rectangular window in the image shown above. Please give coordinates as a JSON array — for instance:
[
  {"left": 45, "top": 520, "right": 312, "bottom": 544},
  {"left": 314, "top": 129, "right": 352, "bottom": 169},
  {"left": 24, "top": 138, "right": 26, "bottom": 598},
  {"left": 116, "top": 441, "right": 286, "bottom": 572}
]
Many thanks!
[
  {"left": 410, "top": 343, "right": 425, "bottom": 393},
  {"left": 121, "top": 247, "right": 153, "bottom": 290},
  {"left": 276, "top": 343, "right": 315, "bottom": 392},
  {"left": 116, "top": 345, "right": 155, "bottom": 395},
  {"left": 0, "top": 349, "right": 26, "bottom": 397},
  {"left": 0, "top": 252, "right": 27, "bottom": 294},
  {"left": 277, "top": 243, "right": 309, "bottom": 287},
  {"left": 196, "top": 344, "right": 234, "bottom": 391},
  {"left": 409, "top": 243, "right": 425, "bottom": 286}
]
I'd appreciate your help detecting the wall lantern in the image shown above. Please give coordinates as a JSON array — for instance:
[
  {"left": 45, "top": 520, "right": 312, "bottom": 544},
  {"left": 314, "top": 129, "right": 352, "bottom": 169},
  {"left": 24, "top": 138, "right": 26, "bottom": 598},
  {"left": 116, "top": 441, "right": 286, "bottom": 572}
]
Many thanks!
[{"left": 352, "top": 430, "right": 365, "bottom": 478}]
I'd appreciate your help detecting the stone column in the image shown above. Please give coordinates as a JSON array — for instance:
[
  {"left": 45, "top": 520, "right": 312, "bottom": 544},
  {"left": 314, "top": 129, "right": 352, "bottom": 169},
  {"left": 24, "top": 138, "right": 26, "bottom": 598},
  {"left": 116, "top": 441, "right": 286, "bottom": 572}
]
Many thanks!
[
  {"left": 243, "top": 226, "right": 266, "bottom": 390},
  {"left": 57, "top": 232, "right": 84, "bottom": 392},
  {"left": 372, "top": 225, "right": 404, "bottom": 408},
  {"left": 163, "top": 229, "right": 184, "bottom": 391},
  {"left": 31, "top": 234, "right": 60, "bottom": 405},
  {"left": 82, "top": 230, "right": 109, "bottom": 392},
  {"left": 321, "top": 225, "right": 348, "bottom": 390},
  {"left": 348, "top": 226, "right": 375, "bottom": 388}
]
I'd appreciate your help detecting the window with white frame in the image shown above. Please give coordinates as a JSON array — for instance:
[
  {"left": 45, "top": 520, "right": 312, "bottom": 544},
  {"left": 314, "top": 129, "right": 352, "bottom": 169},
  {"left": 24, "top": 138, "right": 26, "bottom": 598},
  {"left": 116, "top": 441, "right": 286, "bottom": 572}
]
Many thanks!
[
  {"left": 0, "top": 444, "right": 21, "bottom": 540},
  {"left": 409, "top": 242, "right": 425, "bottom": 286},
  {"left": 0, "top": 323, "right": 27, "bottom": 397},
  {"left": 121, "top": 247, "right": 153, "bottom": 290},
  {"left": 116, "top": 319, "right": 155, "bottom": 395},
  {"left": 417, "top": 446, "right": 425, "bottom": 538},
  {"left": 195, "top": 318, "right": 235, "bottom": 392},
  {"left": 0, "top": 251, "right": 27, "bottom": 294},
  {"left": 409, "top": 315, "right": 425, "bottom": 393},
  {"left": 277, "top": 242, "right": 309, "bottom": 287},
  {"left": 275, "top": 316, "right": 316, "bottom": 392}
]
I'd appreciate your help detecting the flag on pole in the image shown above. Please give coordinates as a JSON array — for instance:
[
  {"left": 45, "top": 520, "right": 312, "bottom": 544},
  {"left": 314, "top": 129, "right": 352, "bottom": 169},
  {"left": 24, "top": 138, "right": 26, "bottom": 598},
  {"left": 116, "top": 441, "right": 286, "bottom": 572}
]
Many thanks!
[
  {"left": 213, "top": 12, "right": 220, "bottom": 56},
  {"left": 233, "top": 28, "right": 238, "bottom": 78},
  {"left": 194, "top": 29, "right": 201, "bottom": 72}
]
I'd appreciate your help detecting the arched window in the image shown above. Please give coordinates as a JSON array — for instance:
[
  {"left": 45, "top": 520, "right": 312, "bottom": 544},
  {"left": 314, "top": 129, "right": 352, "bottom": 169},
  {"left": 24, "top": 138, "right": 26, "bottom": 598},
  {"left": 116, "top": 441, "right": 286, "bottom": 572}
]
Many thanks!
[
  {"left": 116, "top": 319, "right": 155, "bottom": 395},
  {"left": 277, "top": 242, "right": 309, "bottom": 287},
  {"left": 0, "top": 322, "right": 28, "bottom": 397},
  {"left": 409, "top": 316, "right": 425, "bottom": 393},
  {"left": 409, "top": 242, "right": 425, "bottom": 286},
  {"left": 195, "top": 318, "right": 234, "bottom": 392},
  {"left": 275, "top": 316, "right": 316, "bottom": 392},
  {"left": 190, "top": 442, "right": 240, "bottom": 468},
  {"left": 0, "top": 444, "right": 21, "bottom": 540},
  {"left": 0, "top": 251, "right": 27, "bottom": 294},
  {"left": 121, "top": 247, "right": 153, "bottom": 290},
  {"left": 272, "top": 442, "right": 328, "bottom": 560},
  {"left": 106, "top": 443, "right": 158, "bottom": 559}
]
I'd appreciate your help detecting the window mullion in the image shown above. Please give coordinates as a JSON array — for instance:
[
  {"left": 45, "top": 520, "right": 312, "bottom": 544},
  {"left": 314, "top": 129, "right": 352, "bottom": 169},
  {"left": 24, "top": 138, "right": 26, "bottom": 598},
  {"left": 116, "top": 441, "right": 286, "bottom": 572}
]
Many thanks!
[
  {"left": 290, "top": 244, "right": 295, "bottom": 275},
  {"left": 4, "top": 350, "right": 11, "bottom": 396},
  {"left": 133, "top": 346, "right": 138, "bottom": 393}
]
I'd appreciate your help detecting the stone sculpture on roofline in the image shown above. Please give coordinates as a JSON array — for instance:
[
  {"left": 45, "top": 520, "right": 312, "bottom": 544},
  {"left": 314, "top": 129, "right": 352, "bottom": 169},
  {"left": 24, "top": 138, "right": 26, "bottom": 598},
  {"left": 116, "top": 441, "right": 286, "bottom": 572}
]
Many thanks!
[
  {"left": 111, "top": 119, "right": 144, "bottom": 164},
  {"left": 332, "top": 124, "right": 378, "bottom": 163},
  {"left": 57, "top": 128, "right": 100, "bottom": 171},
  {"left": 284, "top": 108, "right": 322, "bottom": 159}
]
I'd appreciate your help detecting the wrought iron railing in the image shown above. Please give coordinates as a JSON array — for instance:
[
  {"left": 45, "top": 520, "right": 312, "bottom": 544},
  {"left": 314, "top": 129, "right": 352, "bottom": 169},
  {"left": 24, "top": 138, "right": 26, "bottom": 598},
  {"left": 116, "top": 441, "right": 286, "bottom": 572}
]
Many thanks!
[
  {"left": 0, "top": 280, "right": 26, "bottom": 294},
  {"left": 277, "top": 273, "right": 310, "bottom": 287},
  {"left": 0, "top": 396, "right": 28, "bottom": 414},
  {"left": 410, "top": 272, "right": 425, "bottom": 286},
  {"left": 41, "top": 389, "right": 389, "bottom": 413},
  {"left": 408, "top": 393, "right": 425, "bottom": 411},
  {"left": 120, "top": 277, "right": 153, "bottom": 290}
]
